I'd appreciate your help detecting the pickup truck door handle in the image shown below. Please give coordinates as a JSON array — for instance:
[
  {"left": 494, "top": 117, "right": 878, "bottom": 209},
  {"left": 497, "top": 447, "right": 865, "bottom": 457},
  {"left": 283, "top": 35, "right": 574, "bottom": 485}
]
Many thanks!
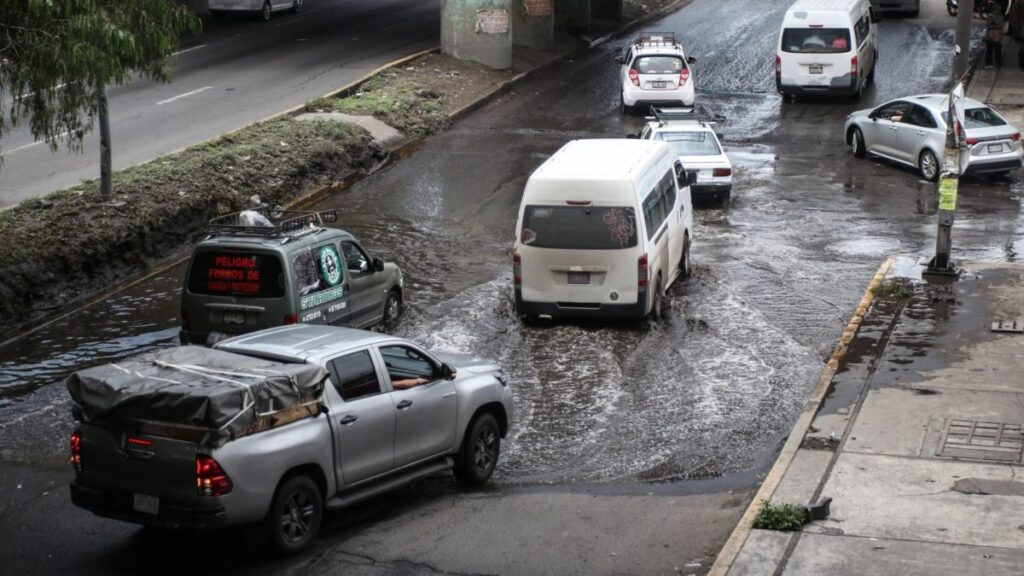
[
  {"left": 442, "top": 392, "right": 456, "bottom": 399},
  {"left": 396, "top": 399, "right": 413, "bottom": 410},
  {"left": 339, "top": 414, "right": 358, "bottom": 425}
]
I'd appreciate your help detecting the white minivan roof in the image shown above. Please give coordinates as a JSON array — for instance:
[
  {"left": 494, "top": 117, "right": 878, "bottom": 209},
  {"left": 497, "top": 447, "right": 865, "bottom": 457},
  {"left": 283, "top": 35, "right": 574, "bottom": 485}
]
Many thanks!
[
  {"left": 787, "top": 0, "right": 861, "bottom": 12},
  {"left": 531, "top": 139, "right": 671, "bottom": 181}
]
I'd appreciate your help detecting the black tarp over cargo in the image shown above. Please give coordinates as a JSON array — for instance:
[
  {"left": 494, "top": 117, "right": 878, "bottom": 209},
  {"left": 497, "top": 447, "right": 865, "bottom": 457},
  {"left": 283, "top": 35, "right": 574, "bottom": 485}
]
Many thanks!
[{"left": 66, "top": 346, "right": 326, "bottom": 444}]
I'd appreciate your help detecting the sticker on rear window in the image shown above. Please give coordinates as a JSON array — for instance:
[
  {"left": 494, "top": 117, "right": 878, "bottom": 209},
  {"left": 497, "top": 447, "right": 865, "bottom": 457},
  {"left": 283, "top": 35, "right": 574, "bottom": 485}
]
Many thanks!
[
  {"left": 521, "top": 228, "right": 536, "bottom": 245},
  {"left": 603, "top": 208, "right": 637, "bottom": 248},
  {"left": 318, "top": 245, "right": 343, "bottom": 287}
]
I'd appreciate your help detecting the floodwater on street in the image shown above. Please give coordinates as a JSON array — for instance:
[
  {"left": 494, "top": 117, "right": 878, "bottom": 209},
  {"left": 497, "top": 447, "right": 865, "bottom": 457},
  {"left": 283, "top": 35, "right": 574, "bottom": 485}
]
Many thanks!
[{"left": 2, "top": 0, "right": 1022, "bottom": 494}]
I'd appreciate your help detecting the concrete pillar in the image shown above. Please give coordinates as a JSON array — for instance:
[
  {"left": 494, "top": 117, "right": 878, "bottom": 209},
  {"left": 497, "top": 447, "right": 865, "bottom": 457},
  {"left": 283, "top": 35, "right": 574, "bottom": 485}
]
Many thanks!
[
  {"left": 442, "top": 0, "right": 513, "bottom": 70},
  {"left": 555, "top": 0, "right": 590, "bottom": 32},
  {"left": 513, "top": 0, "right": 554, "bottom": 50},
  {"left": 592, "top": 0, "right": 622, "bottom": 20}
]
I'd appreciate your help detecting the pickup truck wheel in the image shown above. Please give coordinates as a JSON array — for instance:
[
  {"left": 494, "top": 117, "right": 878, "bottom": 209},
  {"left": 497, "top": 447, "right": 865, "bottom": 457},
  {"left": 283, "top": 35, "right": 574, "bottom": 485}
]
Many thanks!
[
  {"left": 266, "top": 476, "right": 322, "bottom": 555},
  {"left": 679, "top": 235, "right": 691, "bottom": 280},
  {"left": 650, "top": 276, "right": 664, "bottom": 321},
  {"left": 382, "top": 289, "right": 402, "bottom": 332},
  {"left": 454, "top": 413, "right": 500, "bottom": 486}
]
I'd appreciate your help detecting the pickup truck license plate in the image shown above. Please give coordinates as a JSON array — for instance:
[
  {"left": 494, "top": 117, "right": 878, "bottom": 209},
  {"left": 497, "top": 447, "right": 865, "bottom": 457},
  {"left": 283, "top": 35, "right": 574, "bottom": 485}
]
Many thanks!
[
  {"left": 223, "top": 311, "right": 245, "bottom": 325},
  {"left": 567, "top": 272, "right": 591, "bottom": 285},
  {"left": 651, "top": 81, "right": 667, "bottom": 88},
  {"left": 133, "top": 493, "right": 159, "bottom": 515},
  {"left": 808, "top": 64, "right": 823, "bottom": 74},
  {"left": 988, "top": 143, "right": 1003, "bottom": 153}
]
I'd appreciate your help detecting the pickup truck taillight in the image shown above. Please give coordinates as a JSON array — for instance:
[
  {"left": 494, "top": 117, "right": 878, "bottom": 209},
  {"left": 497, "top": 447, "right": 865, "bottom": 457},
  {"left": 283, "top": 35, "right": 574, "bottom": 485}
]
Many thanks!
[
  {"left": 196, "top": 455, "right": 232, "bottom": 497},
  {"left": 70, "top": 431, "right": 82, "bottom": 472}
]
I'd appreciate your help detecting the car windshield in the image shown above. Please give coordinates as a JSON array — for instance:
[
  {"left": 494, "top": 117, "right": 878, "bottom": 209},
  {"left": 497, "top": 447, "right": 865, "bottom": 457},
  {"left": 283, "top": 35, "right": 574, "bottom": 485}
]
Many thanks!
[
  {"left": 654, "top": 130, "right": 721, "bottom": 155},
  {"left": 942, "top": 107, "right": 1009, "bottom": 129},
  {"left": 633, "top": 55, "right": 684, "bottom": 74},
  {"left": 781, "top": 28, "right": 852, "bottom": 53},
  {"left": 187, "top": 251, "right": 285, "bottom": 298},
  {"left": 521, "top": 206, "right": 637, "bottom": 250}
]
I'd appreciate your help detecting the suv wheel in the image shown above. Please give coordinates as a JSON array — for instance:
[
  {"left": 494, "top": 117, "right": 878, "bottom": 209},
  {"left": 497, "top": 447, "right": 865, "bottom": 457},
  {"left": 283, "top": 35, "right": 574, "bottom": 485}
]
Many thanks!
[
  {"left": 680, "top": 235, "right": 691, "bottom": 280},
  {"left": 454, "top": 413, "right": 500, "bottom": 486},
  {"left": 382, "top": 289, "right": 402, "bottom": 332},
  {"left": 266, "top": 476, "right": 322, "bottom": 555}
]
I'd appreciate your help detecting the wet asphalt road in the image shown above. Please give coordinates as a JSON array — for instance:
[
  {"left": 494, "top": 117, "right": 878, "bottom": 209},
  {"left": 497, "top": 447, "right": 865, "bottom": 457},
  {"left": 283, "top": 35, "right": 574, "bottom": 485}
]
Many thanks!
[{"left": 2, "top": 0, "right": 1023, "bottom": 573}]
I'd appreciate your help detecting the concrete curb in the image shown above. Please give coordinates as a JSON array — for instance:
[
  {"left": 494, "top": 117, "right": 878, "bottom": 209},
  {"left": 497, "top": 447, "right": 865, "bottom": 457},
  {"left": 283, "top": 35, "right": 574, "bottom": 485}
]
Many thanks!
[{"left": 706, "top": 256, "right": 895, "bottom": 576}]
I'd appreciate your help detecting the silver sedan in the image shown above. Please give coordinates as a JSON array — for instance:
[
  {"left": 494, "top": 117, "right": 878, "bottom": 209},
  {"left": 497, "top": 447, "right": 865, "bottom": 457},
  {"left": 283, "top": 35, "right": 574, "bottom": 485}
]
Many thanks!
[{"left": 844, "top": 94, "right": 1023, "bottom": 181}]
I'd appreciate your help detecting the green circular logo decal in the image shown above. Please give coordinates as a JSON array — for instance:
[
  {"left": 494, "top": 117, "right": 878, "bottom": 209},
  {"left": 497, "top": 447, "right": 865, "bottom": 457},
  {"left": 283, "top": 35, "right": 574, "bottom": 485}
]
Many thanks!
[{"left": 318, "top": 246, "right": 343, "bottom": 287}]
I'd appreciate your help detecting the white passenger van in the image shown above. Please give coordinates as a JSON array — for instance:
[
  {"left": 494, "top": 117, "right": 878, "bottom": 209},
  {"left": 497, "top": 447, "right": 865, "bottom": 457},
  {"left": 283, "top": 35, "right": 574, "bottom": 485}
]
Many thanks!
[
  {"left": 513, "top": 139, "right": 695, "bottom": 322},
  {"left": 776, "top": 0, "right": 878, "bottom": 100}
]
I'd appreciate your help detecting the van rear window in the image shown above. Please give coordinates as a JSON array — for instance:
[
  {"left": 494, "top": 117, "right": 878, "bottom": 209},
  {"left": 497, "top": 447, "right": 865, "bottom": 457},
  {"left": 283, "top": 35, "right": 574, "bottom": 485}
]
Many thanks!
[
  {"left": 187, "top": 252, "right": 285, "bottom": 298},
  {"left": 634, "top": 55, "right": 685, "bottom": 74},
  {"left": 781, "top": 28, "right": 852, "bottom": 53},
  {"left": 521, "top": 206, "right": 637, "bottom": 250}
]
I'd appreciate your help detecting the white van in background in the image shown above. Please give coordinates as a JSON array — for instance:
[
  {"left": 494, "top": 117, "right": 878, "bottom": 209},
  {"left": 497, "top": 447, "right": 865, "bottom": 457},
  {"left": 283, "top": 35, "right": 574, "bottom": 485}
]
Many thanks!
[
  {"left": 776, "top": 0, "right": 878, "bottom": 100},
  {"left": 513, "top": 139, "right": 695, "bottom": 323}
]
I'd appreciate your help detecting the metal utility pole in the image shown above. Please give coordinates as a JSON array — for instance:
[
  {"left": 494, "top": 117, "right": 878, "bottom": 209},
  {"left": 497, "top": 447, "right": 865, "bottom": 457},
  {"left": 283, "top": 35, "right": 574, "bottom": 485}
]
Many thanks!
[
  {"left": 98, "top": 81, "right": 112, "bottom": 202},
  {"left": 953, "top": 0, "right": 974, "bottom": 82},
  {"left": 927, "top": 82, "right": 966, "bottom": 277}
]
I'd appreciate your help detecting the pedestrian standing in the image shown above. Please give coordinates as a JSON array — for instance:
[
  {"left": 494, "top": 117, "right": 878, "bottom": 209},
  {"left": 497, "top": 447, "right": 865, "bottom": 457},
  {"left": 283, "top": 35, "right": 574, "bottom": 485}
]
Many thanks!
[{"left": 985, "top": 2, "right": 1006, "bottom": 69}]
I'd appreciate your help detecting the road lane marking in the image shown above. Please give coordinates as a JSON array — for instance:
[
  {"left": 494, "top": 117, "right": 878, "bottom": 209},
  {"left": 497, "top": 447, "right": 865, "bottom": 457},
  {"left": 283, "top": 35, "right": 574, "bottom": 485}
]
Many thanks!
[
  {"left": 1, "top": 130, "right": 71, "bottom": 156},
  {"left": 172, "top": 43, "right": 208, "bottom": 57},
  {"left": 156, "top": 86, "right": 213, "bottom": 106}
]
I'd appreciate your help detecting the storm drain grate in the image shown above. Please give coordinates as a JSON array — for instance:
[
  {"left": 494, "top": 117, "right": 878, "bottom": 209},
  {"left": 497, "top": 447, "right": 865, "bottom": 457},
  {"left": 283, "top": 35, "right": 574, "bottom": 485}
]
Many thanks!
[{"left": 937, "top": 420, "right": 1024, "bottom": 464}]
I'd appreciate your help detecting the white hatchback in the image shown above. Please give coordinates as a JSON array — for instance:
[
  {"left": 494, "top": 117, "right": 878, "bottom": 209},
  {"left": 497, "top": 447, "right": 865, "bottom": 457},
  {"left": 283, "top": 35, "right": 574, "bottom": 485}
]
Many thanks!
[
  {"left": 619, "top": 32, "right": 697, "bottom": 114},
  {"left": 639, "top": 109, "right": 733, "bottom": 206}
]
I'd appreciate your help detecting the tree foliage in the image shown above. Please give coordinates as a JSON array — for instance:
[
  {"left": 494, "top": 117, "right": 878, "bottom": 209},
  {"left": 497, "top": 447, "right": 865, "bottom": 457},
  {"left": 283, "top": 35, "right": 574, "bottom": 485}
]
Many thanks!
[{"left": 0, "top": 0, "right": 201, "bottom": 155}]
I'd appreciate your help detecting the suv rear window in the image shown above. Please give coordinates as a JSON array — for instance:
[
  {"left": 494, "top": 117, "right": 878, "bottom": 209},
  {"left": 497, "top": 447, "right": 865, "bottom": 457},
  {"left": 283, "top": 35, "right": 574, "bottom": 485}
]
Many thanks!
[
  {"left": 521, "top": 206, "right": 637, "bottom": 250},
  {"left": 655, "top": 131, "right": 721, "bottom": 155},
  {"left": 187, "top": 251, "right": 285, "bottom": 298},
  {"left": 781, "top": 28, "right": 852, "bottom": 53},
  {"left": 633, "top": 55, "right": 685, "bottom": 74}
]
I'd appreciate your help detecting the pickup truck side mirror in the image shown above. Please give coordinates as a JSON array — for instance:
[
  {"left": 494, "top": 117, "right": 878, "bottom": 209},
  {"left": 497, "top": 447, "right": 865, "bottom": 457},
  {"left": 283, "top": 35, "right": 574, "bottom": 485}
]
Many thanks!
[
  {"left": 372, "top": 257, "right": 385, "bottom": 272},
  {"left": 440, "top": 362, "right": 457, "bottom": 380}
]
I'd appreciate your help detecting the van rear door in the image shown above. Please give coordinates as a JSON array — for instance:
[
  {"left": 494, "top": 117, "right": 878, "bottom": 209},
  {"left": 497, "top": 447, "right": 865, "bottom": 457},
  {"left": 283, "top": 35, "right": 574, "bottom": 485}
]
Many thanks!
[
  {"left": 780, "top": 24, "right": 853, "bottom": 87},
  {"left": 183, "top": 249, "right": 289, "bottom": 342},
  {"left": 517, "top": 203, "right": 641, "bottom": 305}
]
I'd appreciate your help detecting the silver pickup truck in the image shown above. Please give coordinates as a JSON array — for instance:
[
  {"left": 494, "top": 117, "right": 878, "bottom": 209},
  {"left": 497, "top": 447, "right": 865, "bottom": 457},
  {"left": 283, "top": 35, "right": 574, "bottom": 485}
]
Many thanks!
[{"left": 68, "top": 325, "right": 513, "bottom": 554}]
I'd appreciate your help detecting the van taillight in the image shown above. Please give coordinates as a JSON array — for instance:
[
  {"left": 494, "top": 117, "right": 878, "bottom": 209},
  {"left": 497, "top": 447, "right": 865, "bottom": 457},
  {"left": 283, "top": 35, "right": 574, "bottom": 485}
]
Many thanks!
[
  {"left": 196, "top": 455, "right": 232, "bottom": 497},
  {"left": 513, "top": 252, "right": 522, "bottom": 286},
  {"left": 70, "top": 431, "right": 82, "bottom": 472},
  {"left": 851, "top": 55, "right": 858, "bottom": 76},
  {"left": 679, "top": 68, "right": 690, "bottom": 86},
  {"left": 713, "top": 168, "right": 732, "bottom": 177},
  {"left": 638, "top": 254, "right": 649, "bottom": 288},
  {"left": 775, "top": 55, "right": 781, "bottom": 77},
  {"left": 628, "top": 69, "right": 640, "bottom": 86},
  {"left": 284, "top": 314, "right": 298, "bottom": 325}
]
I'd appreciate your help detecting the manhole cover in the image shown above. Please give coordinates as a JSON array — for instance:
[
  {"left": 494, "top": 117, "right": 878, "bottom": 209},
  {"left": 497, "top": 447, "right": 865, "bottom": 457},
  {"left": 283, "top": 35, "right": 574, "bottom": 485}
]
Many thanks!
[
  {"left": 937, "top": 420, "right": 1024, "bottom": 464},
  {"left": 992, "top": 319, "right": 1024, "bottom": 334}
]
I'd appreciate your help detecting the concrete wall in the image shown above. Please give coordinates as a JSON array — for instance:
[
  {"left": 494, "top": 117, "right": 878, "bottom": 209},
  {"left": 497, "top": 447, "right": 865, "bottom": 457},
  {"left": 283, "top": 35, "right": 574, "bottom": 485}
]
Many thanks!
[
  {"left": 513, "top": 0, "right": 554, "bottom": 49},
  {"left": 592, "top": 0, "right": 622, "bottom": 20},
  {"left": 556, "top": 0, "right": 591, "bottom": 31},
  {"left": 442, "top": 0, "right": 514, "bottom": 70}
]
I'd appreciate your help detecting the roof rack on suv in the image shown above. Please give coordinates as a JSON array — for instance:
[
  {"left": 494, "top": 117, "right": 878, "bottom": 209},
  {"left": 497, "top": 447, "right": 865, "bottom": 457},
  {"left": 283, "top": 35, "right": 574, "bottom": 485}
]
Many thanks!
[
  {"left": 635, "top": 31, "right": 680, "bottom": 48},
  {"left": 207, "top": 207, "right": 338, "bottom": 238},
  {"left": 646, "top": 106, "right": 725, "bottom": 127}
]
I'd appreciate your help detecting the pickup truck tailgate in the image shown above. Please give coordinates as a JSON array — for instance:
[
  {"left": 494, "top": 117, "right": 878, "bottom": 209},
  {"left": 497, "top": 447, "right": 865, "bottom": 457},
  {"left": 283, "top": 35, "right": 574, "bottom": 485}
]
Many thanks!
[{"left": 79, "top": 423, "right": 198, "bottom": 501}]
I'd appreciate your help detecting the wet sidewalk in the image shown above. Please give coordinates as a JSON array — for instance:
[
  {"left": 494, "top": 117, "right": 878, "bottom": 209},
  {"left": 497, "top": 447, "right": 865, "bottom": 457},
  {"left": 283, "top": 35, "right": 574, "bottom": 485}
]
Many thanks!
[
  {"left": 710, "top": 259, "right": 1024, "bottom": 575},
  {"left": 969, "top": 34, "right": 1024, "bottom": 126}
]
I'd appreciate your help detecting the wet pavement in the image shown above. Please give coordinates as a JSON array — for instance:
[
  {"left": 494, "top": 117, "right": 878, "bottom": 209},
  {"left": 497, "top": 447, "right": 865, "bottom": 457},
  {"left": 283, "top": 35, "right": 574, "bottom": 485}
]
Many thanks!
[{"left": 1, "top": 0, "right": 1023, "bottom": 572}]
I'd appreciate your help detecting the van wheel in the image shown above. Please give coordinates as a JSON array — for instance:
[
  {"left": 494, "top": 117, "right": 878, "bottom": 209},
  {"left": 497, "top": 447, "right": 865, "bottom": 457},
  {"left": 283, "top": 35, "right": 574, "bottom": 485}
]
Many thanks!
[
  {"left": 382, "top": 290, "right": 402, "bottom": 332},
  {"left": 680, "top": 235, "right": 691, "bottom": 280},
  {"left": 849, "top": 127, "right": 866, "bottom": 158},
  {"left": 261, "top": 0, "right": 272, "bottom": 20},
  {"left": 266, "top": 476, "right": 322, "bottom": 555},
  {"left": 867, "top": 59, "right": 876, "bottom": 84},
  {"left": 453, "top": 413, "right": 500, "bottom": 486},
  {"left": 651, "top": 276, "right": 664, "bottom": 321},
  {"left": 291, "top": 0, "right": 302, "bottom": 12}
]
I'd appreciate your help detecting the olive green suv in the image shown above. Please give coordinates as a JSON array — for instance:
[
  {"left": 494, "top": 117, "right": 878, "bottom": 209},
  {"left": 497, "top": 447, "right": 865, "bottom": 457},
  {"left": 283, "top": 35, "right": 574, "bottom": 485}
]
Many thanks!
[{"left": 179, "top": 208, "right": 404, "bottom": 345}]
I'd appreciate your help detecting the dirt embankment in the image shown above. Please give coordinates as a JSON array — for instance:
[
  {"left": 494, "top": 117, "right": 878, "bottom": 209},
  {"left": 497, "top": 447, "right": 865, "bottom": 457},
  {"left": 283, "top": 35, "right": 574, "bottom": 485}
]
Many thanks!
[{"left": 0, "top": 1, "right": 681, "bottom": 332}]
